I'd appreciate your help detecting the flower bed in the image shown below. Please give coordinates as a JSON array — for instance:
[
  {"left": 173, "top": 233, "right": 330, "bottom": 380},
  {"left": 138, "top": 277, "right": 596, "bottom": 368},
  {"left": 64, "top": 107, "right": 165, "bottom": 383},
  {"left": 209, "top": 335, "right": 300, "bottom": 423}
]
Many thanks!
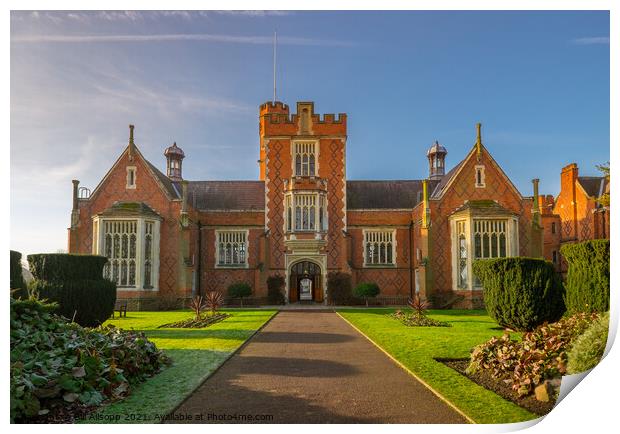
[
  {"left": 466, "top": 313, "right": 599, "bottom": 399},
  {"left": 157, "top": 313, "right": 231, "bottom": 329},
  {"left": 389, "top": 309, "right": 451, "bottom": 327},
  {"left": 10, "top": 297, "right": 170, "bottom": 423}
]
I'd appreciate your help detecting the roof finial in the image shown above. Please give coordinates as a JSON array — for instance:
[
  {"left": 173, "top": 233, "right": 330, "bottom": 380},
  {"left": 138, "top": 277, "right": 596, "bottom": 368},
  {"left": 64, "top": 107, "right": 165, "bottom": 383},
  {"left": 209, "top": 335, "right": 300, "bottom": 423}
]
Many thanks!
[
  {"left": 475, "top": 122, "right": 482, "bottom": 160},
  {"left": 128, "top": 124, "right": 135, "bottom": 160}
]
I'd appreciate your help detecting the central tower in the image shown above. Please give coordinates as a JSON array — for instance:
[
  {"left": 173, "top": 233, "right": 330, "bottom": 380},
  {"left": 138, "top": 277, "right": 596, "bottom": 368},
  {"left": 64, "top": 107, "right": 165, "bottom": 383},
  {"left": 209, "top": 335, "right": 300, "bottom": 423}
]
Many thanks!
[{"left": 259, "top": 101, "right": 348, "bottom": 303}]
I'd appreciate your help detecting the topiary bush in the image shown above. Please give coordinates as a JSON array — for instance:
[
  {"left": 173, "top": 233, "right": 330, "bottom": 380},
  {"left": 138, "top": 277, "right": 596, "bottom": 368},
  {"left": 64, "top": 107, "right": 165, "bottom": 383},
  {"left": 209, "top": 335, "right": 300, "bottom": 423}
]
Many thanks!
[
  {"left": 327, "top": 272, "right": 353, "bottom": 305},
  {"left": 27, "top": 254, "right": 108, "bottom": 281},
  {"left": 10, "top": 250, "right": 28, "bottom": 299},
  {"left": 353, "top": 282, "right": 380, "bottom": 307},
  {"left": 267, "top": 275, "right": 286, "bottom": 305},
  {"left": 472, "top": 257, "right": 565, "bottom": 331},
  {"left": 29, "top": 279, "right": 117, "bottom": 327},
  {"left": 27, "top": 253, "right": 116, "bottom": 327},
  {"left": 561, "top": 239, "right": 610, "bottom": 314},
  {"left": 227, "top": 282, "right": 252, "bottom": 307},
  {"left": 567, "top": 311, "right": 610, "bottom": 374}
]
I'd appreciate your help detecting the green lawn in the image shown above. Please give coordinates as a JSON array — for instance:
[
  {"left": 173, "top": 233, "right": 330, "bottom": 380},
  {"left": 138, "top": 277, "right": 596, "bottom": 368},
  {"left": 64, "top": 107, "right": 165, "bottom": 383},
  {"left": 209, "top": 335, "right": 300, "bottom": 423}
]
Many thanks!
[
  {"left": 337, "top": 308, "right": 538, "bottom": 424},
  {"left": 81, "top": 309, "right": 276, "bottom": 424}
]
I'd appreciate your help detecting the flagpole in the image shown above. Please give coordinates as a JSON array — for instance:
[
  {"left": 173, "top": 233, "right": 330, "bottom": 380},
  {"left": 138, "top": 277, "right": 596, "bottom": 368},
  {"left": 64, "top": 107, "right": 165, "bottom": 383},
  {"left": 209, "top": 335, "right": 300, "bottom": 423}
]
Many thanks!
[{"left": 273, "top": 31, "right": 277, "bottom": 103}]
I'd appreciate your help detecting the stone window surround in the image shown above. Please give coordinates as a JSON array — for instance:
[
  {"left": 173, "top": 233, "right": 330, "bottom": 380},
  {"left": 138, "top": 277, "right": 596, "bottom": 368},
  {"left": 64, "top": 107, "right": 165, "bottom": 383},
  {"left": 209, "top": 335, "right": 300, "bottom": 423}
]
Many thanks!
[
  {"left": 126, "top": 166, "right": 137, "bottom": 189},
  {"left": 214, "top": 229, "right": 250, "bottom": 269},
  {"left": 92, "top": 215, "right": 161, "bottom": 291},
  {"left": 291, "top": 140, "right": 319, "bottom": 177},
  {"left": 362, "top": 228, "right": 397, "bottom": 267},
  {"left": 449, "top": 214, "right": 519, "bottom": 291},
  {"left": 475, "top": 165, "right": 486, "bottom": 188},
  {"left": 284, "top": 192, "right": 328, "bottom": 233}
]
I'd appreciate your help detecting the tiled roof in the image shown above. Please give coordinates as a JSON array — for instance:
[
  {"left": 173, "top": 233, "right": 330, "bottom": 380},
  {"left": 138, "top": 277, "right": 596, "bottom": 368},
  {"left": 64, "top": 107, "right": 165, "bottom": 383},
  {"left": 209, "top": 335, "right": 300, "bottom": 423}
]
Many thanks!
[
  {"left": 578, "top": 176, "right": 607, "bottom": 198},
  {"left": 187, "top": 181, "right": 265, "bottom": 211},
  {"left": 451, "top": 199, "right": 517, "bottom": 216},
  {"left": 346, "top": 180, "right": 439, "bottom": 209},
  {"left": 430, "top": 160, "right": 464, "bottom": 198},
  {"left": 99, "top": 201, "right": 161, "bottom": 218},
  {"left": 146, "top": 161, "right": 181, "bottom": 199}
]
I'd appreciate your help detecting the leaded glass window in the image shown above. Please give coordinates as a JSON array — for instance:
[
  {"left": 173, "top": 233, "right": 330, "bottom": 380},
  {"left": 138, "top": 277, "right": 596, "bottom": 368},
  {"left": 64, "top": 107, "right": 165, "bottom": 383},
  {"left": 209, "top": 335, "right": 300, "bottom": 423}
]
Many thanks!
[
  {"left": 364, "top": 230, "right": 396, "bottom": 266},
  {"left": 216, "top": 230, "right": 248, "bottom": 267},
  {"left": 102, "top": 220, "right": 137, "bottom": 287}
]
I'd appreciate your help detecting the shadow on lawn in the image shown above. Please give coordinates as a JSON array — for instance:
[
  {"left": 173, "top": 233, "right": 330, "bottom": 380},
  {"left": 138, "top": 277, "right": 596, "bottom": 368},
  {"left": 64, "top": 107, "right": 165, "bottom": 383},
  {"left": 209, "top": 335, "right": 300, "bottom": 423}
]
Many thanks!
[{"left": 144, "top": 329, "right": 253, "bottom": 340}]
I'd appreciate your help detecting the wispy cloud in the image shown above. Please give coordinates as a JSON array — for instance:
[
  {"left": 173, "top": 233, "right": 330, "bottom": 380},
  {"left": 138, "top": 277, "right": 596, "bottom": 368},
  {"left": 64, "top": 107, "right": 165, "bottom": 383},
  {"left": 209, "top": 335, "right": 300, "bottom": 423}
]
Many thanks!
[
  {"left": 12, "top": 10, "right": 291, "bottom": 23},
  {"left": 572, "top": 36, "right": 610, "bottom": 45},
  {"left": 12, "top": 32, "right": 354, "bottom": 47}
]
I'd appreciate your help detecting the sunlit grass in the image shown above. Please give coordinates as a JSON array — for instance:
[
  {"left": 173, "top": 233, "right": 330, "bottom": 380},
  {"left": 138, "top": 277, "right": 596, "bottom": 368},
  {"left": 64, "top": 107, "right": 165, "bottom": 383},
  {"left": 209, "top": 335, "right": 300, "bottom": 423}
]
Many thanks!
[{"left": 82, "top": 309, "right": 276, "bottom": 424}]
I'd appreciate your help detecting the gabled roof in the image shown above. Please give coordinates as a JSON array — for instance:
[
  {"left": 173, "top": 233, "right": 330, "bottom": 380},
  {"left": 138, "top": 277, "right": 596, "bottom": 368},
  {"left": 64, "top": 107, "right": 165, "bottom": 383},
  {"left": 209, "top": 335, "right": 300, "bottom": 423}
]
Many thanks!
[
  {"left": 430, "top": 143, "right": 522, "bottom": 200},
  {"left": 577, "top": 176, "right": 607, "bottom": 199},
  {"left": 430, "top": 160, "right": 464, "bottom": 198},
  {"left": 146, "top": 160, "right": 180, "bottom": 199},
  {"left": 187, "top": 181, "right": 265, "bottom": 211},
  {"left": 346, "top": 180, "right": 439, "bottom": 210}
]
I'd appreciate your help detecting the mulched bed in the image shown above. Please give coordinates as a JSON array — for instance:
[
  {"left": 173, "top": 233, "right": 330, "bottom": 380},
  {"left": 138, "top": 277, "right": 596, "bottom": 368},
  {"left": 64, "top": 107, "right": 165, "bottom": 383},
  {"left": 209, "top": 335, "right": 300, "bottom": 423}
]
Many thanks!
[
  {"left": 19, "top": 402, "right": 97, "bottom": 424},
  {"left": 437, "top": 358, "right": 556, "bottom": 416},
  {"left": 158, "top": 313, "right": 231, "bottom": 329}
]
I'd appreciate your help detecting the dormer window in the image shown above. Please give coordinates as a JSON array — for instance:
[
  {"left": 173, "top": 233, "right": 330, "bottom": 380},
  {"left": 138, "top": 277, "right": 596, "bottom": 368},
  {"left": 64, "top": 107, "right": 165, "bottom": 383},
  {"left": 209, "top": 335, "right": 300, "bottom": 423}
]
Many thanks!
[
  {"left": 475, "top": 165, "right": 486, "bottom": 188},
  {"left": 293, "top": 141, "right": 317, "bottom": 177},
  {"left": 126, "top": 167, "right": 136, "bottom": 189}
]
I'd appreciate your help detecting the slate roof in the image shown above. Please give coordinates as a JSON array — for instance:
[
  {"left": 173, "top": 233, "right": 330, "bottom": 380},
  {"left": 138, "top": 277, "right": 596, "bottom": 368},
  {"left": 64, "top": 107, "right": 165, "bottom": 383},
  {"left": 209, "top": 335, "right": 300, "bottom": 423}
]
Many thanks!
[
  {"left": 578, "top": 176, "right": 607, "bottom": 198},
  {"left": 187, "top": 181, "right": 265, "bottom": 211},
  {"left": 451, "top": 200, "right": 517, "bottom": 216},
  {"left": 146, "top": 161, "right": 181, "bottom": 199},
  {"left": 99, "top": 201, "right": 162, "bottom": 218},
  {"left": 346, "top": 180, "right": 439, "bottom": 210},
  {"left": 430, "top": 160, "right": 464, "bottom": 198}
]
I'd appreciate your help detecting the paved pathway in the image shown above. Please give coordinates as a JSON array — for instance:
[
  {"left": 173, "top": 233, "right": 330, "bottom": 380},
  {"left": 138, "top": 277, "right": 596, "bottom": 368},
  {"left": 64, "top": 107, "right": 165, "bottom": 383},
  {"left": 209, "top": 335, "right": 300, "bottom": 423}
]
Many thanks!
[{"left": 168, "top": 311, "right": 467, "bottom": 423}]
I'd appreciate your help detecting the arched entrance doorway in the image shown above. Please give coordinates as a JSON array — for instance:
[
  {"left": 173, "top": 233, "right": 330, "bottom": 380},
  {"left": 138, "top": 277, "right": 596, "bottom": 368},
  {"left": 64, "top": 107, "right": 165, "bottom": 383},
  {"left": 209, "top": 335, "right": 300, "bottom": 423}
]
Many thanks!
[{"left": 288, "top": 261, "right": 323, "bottom": 303}]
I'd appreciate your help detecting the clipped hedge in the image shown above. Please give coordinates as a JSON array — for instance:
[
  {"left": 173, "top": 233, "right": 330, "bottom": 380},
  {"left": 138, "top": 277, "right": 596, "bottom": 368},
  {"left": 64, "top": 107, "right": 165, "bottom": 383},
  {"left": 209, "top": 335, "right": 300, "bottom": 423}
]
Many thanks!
[
  {"left": 473, "top": 257, "right": 565, "bottom": 331},
  {"left": 567, "top": 311, "right": 610, "bottom": 374},
  {"left": 29, "top": 279, "right": 116, "bottom": 327},
  {"left": 27, "top": 254, "right": 108, "bottom": 282},
  {"left": 227, "top": 282, "right": 252, "bottom": 307},
  {"left": 10, "top": 250, "right": 28, "bottom": 299},
  {"left": 327, "top": 272, "right": 353, "bottom": 305},
  {"left": 267, "top": 275, "right": 286, "bottom": 305},
  {"left": 27, "top": 253, "right": 116, "bottom": 328},
  {"left": 561, "top": 239, "right": 610, "bottom": 314}
]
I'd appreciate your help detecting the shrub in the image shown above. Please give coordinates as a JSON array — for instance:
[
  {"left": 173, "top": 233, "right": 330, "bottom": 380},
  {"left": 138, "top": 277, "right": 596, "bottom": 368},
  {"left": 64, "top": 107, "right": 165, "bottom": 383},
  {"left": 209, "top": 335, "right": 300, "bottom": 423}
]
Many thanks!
[
  {"left": 473, "top": 257, "right": 565, "bottom": 331},
  {"left": 10, "top": 250, "right": 28, "bottom": 299},
  {"left": 467, "top": 313, "right": 598, "bottom": 397},
  {"left": 354, "top": 282, "right": 380, "bottom": 306},
  {"left": 204, "top": 291, "right": 224, "bottom": 315},
  {"left": 567, "top": 311, "right": 610, "bottom": 374},
  {"left": 26, "top": 254, "right": 116, "bottom": 328},
  {"left": 227, "top": 282, "right": 252, "bottom": 307},
  {"left": 561, "top": 240, "right": 610, "bottom": 314},
  {"left": 29, "top": 279, "right": 117, "bottom": 327},
  {"left": 390, "top": 309, "right": 451, "bottom": 327},
  {"left": 27, "top": 254, "right": 108, "bottom": 282},
  {"left": 189, "top": 295, "right": 207, "bottom": 320},
  {"left": 10, "top": 296, "right": 170, "bottom": 422},
  {"left": 327, "top": 272, "right": 353, "bottom": 305},
  {"left": 267, "top": 275, "right": 286, "bottom": 305}
]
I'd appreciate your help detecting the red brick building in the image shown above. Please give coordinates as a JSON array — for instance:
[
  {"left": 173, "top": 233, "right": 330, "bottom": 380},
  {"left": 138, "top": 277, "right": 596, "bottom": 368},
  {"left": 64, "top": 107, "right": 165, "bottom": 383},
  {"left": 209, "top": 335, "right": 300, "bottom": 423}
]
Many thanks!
[
  {"left": 539, "top": 163, "right": 610, "bottom": 274},
  {"left": 68, "top": 101, "right": 575, "bottom": 309}
]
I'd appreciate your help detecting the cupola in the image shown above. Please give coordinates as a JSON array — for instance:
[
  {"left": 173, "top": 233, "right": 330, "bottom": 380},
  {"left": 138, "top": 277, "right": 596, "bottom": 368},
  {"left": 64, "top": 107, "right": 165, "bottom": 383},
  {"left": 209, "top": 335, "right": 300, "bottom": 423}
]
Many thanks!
[
  {"left": 427, "top": 140, "right": 447, "bottom": 180},
  {"left": 164, "top": 142, "right": 185, "bottom": 182}
]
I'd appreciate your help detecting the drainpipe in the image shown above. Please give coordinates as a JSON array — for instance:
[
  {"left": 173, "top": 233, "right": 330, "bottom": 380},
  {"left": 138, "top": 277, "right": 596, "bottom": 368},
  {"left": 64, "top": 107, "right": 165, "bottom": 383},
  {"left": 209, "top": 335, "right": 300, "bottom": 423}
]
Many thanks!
[
  {"left": 196, "top": 221, "right": 202, "bottom": 297},
  {"left": 409, "top": 221, "right": 414, "bottom": 299}
]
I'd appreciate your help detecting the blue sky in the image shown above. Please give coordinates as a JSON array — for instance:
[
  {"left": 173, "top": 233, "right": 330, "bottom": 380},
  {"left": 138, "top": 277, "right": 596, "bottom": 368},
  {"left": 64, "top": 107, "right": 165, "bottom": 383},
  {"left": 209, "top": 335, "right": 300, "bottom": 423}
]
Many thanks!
[{"left": 10, "top": 10, "right": 609, "bottom": 257}]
